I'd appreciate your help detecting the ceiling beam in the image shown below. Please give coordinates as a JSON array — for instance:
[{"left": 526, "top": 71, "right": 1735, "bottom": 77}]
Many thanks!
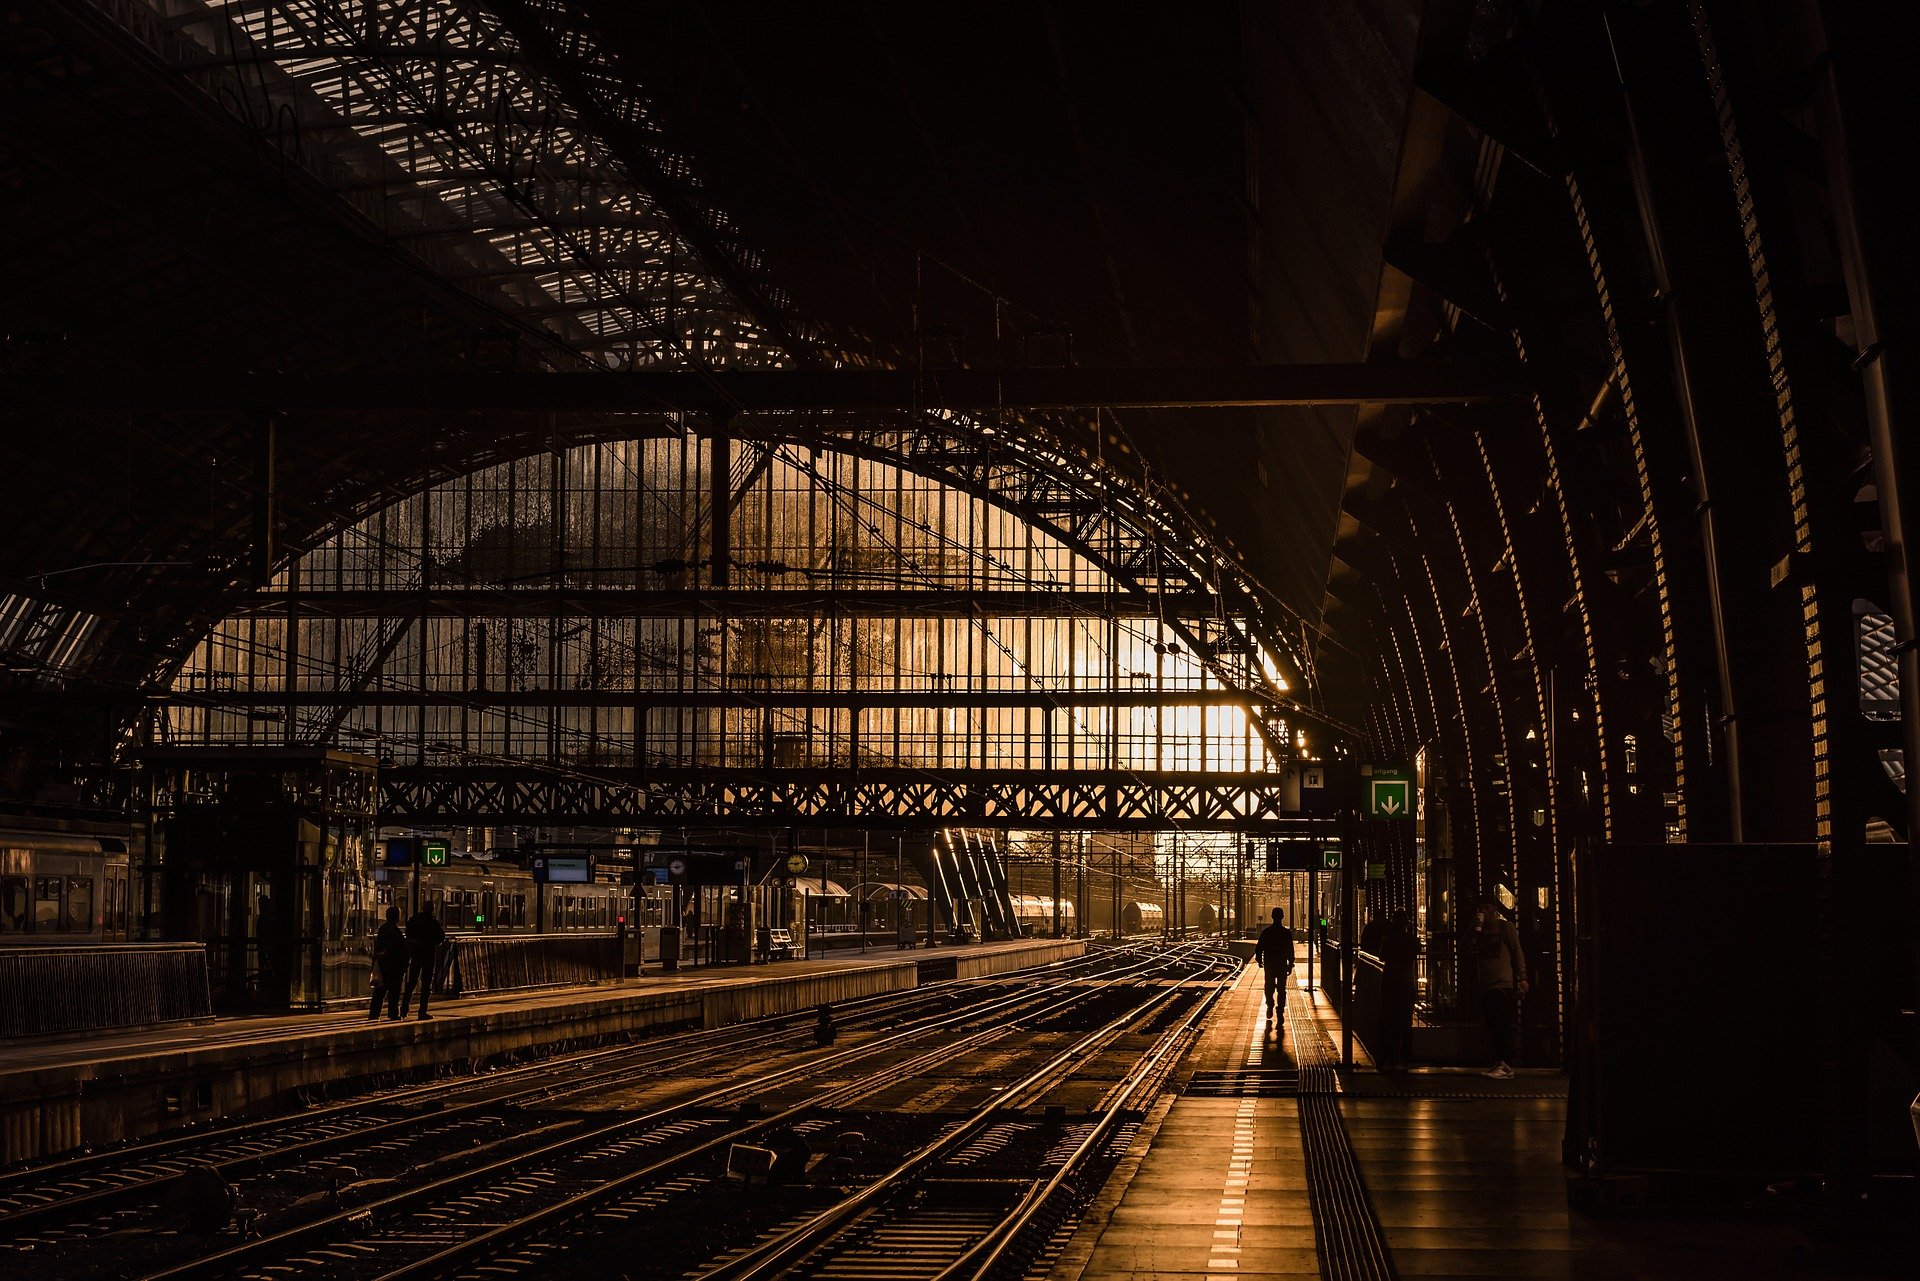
[
  {"left": 2, "top": 360, "right": 1517, "bottom": 417},
  {"left": 160, "top": 688, "right": 1266, "bottom": 710},
  {"left": 232, "top": 586, "right": 1224, "bottom": 620}
]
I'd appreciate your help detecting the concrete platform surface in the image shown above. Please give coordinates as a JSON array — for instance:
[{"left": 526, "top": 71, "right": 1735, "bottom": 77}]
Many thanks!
[
  {"left": 1067, "top": 958, "right": 1318, "bottom": 1279},
  {"left": 1057, "top": 962, "right": 1910, "bottom": 1281}
]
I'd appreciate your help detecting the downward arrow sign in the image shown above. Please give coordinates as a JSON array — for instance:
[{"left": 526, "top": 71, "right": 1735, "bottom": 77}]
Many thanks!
[{"left": 1380, "top": 793, "right": 1402, "bottom": 814}]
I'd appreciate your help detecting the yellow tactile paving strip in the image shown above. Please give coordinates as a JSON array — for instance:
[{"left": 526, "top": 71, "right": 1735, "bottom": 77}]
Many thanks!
[{"left": 1075, "top": 963, "right": 1319, "bottom": 1279}]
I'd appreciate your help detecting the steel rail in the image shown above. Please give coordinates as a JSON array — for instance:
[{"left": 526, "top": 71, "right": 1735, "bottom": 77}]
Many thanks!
[
  {"left": 364, "top": 946, "right": 1182, "bottom": 1281},
  {"left": 0, "top": 952, "right": 1113, "bottom": 1229},
  {"left": 137, "top": 946, "right": 1160, "bottom": 1281},
  {"left": 934, "top": 949, "right": 1238, "bottom": 1281},
  {"left": 689, "top": 946, "right": 1229, "bottom": 1281},
  {"left": 0, "top": 967, "right": 1021, "bottom": 1236}
]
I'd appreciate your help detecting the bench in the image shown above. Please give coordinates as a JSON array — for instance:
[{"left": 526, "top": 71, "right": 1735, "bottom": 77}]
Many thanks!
[{"left": 761, "top": 928, "right": 795, "bottom": 961}]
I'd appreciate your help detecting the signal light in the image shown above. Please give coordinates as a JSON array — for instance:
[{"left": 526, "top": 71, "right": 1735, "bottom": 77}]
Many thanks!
[
  {"left": 617, "top": 914, "right": 626, "bottom": 925},
  {"left": 474, "top": 913, "right": 485, "bottom": 924}
]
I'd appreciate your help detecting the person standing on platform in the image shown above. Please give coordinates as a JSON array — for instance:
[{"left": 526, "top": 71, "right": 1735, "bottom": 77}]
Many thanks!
[
  {"left": 681, "top": 893, "right": 701, "bottom": 967},
  {"left": 1473, "top": 901, "right": 1526, "bottom": 1079},
  {"left": 400, "top": 903, "right": 447, "bottom": 1021},
  {"left": 369, "top": 906, "right": 406, "bottom": 1021},
  {"left": 1378, "top": 909, "right": 1418, "bottom": 1070},
  {"left": 1253, "top": 907, "right": 1296, "bottom": 1027}
]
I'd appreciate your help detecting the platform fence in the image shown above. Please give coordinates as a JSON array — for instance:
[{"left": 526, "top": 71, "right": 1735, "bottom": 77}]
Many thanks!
[
  {"left": 0, "top": 943, "right": 211, "bottom": 1036},
  {"left": 443, "top": 932, "right": 619, "bottom": 996}
]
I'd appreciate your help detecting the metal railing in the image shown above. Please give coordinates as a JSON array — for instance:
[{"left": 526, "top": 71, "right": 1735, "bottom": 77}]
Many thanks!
[
  {"left": 443, "top": 933, "right": 618, "bottom": 996},
  {"left": 0, "top": 943, "right": 211, "bottom": 1036}
]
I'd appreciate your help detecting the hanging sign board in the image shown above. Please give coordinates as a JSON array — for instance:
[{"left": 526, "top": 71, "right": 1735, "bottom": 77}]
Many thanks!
[
  {"left": 1363, "top": 763, "right": 1414, "bottom": 820},
  {"left": 535, "top": 856, "right": 592, "bottom": 884},
  {"left": 1264, "top": 841, "right": 1319, "bottom": 873}
]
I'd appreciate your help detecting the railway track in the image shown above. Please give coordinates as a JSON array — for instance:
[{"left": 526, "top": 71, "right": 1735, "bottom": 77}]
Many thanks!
[
  {"left": 692, "top": 947, "right": 1234, "bottom": 1281},
  {"left": 0, "top": 947, "right": 1127, "bottom": 1258},
  {"left": 125, "top": 946, "right": 1182, "bottom": 1281}
]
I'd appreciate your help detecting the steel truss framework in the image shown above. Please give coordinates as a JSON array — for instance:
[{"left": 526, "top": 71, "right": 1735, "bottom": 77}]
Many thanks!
[
  {"left": 161, "top": 436, "right": 1327, "bottom": 827},
  {"left": 1325, "top": 2, "right": 1915, "bottom": 1083},
  {"left": 0, "top": 360, "right": 1513, "bottom": 414},
  {"left": 226, "top": 588, "right": 1221, "bottom": 620},
  {"left": 4, "top": 0, "right": 1350, "bottom": 817},
  {"left": 378, "top": 766, "right": 1331, "bottom": 833},
  {"left": 105, "top": 0, "right": 807, "bottom": 367}
]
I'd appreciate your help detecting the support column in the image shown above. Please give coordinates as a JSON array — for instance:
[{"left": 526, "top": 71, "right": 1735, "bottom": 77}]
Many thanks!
[
  {"left": 250, "top": 413, "right": 276, "bottom": 587},
  {"left": 709, "top": 429, "right": 731, "bottom": 588}
]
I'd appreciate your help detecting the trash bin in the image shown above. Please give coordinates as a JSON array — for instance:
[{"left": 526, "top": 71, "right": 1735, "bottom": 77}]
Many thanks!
[{"left": 658, "top": 925, "right": 681, "bottom": 973}]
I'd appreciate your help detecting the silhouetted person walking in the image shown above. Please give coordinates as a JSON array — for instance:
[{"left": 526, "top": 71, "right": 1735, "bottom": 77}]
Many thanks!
[
  {"left": 1254, "top": 907, "right": 1295, "bottom": 1028},
  {"left": 369, "top": 905, "right": 406, "bottom": 1020},
  {"left": 1473, "top": 902, "right": 1526, "bottom": 1079},
  {"left": 400, "top": 904, "right": 447, "bottom": 1020}
]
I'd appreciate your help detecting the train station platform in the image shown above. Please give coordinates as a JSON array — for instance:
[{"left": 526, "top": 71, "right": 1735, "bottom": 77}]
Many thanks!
[
  {"left": 1056, "top": 962, "right": 1910, "bottom": 1281},
  {"left": 0, "top": 936, "right": 1084, "bottom": 1165}
]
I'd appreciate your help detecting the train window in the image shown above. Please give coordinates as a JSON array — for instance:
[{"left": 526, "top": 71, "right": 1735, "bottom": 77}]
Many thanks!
[
  {"left": 35, "top": 877, "right": 62, "bottom": 930},
  {"left": 67, "top": 878, "right": 93, "bottom": 932},
  {"left": 0, "top": 876, "right": 26, "bottom": 932}
]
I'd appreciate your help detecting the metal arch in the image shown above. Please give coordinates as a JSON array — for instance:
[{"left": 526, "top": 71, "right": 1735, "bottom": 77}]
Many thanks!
[
  {"left": 41, "top": 0, "right": 1348, "bottom": 762},
  {"left": 146, "top": 429, "right": 1345, "bottom": 823},
  {"left": 136, "top": 408, "right": 1348, "bottom": 754},
  {"left": 792, "top": 412, "right": 1305, "bottom": 660},
  {"left": 43, "top": 0, "right": 813, "bottom": 697},
  {"left": 733, "top": 417, "right": 1351, "bottom": 746}
]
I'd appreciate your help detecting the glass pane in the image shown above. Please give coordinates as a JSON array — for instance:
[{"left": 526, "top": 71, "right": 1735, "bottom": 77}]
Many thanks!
[
  {"left": 66, "top": 877, "right": 93, "bottom": 932},
  {"left": 35, "top": 877, "right": 61, "bottom": 930},
  {"left": 0, "top": 877, "right": 27, "bottom": 932}
]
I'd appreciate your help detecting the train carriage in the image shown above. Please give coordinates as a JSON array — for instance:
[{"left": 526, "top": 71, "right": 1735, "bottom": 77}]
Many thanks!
[
  {"left": 1007, "top": 894, "right": 1076, "bottom": 936},
  {"left": 1120, "top": 901, "right": 1165, "bottom": 936},
  {"left": 374, "top": 854, "right": 633, "bottom": 935},
  {"left": 0, "top": 826, "right": 136, "bottom": 944}
]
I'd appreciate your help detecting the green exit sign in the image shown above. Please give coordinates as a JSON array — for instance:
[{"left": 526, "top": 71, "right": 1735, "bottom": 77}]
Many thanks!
[
  {"left": 1364, "top": 763, "right": 1413, "bottom": 820},
  {"left": 1321, "top": 847, "right": 1342, "bottom": 870},
  {"left": 423, "top": 841, "right": 450, "bottom": 867}
]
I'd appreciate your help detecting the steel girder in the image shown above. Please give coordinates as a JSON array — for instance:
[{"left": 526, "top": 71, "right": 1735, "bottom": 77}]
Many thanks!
[
  {"left": 30, "top": 1, "right": 1343, "bottom": 750},
  {"left": 0, "top": 360, "right": 1517, "bottom": 414},
  {"left": 228, "top": 586, "right": 1228, "bottom": 620},
  {"left": 168, "top": 689, "right": 1262, "bottom": 710},
  {"left": 1581, "top": 3, "right": 1824, "bottom": 845},
  {"left": 376, "top": 764, "right": 1333, "bottom": 832},
  {"left": 97, "top": 0, "right": 782, "bottom": 368},
  {"left": 1334, "top": 0, "right": 1912, "bottom": 1069},
  {"left": 478, "top": 0, "right": 820, "bottom": 361},
  {"left": 14, "top": 2, "right": 1354, "bottom": 788}
]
